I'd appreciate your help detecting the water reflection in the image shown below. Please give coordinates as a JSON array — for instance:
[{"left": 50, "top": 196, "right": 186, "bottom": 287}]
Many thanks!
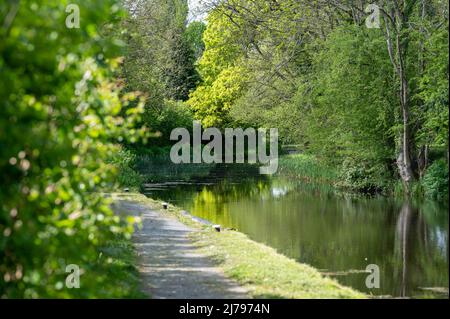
[
  {"left": 143, "top": 170, "right": 449, "bottom": 298},
  {"left": 395, "top": 202, "right": 417, "bottom": 297}
]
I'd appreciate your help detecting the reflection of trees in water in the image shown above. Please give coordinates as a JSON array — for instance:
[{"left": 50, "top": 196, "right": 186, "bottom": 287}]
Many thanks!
[
  {"left": 395, "top": 202, "right": 414, "bottom": 297},
  {"left": 148, "top": 166, "right": 449, "bottom": 297},
  {"left": 395, "top": 201, "right": 448, "bottom": 297},
  {"left": 137, "top": 154, "right": 214, "bottom": 182},
  {"left": 191, "top": 177, "right": 273, "bottom": 220}
]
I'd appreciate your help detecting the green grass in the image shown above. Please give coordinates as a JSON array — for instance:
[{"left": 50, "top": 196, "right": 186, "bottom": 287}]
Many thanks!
[
  {"left": 98, "top": 236, "right": 147, "bottom": 298},
  {"left": 192, "top": 230, "right": 365, "bottom": 298},
  {"left": 278, "top": 154, "right": 338, "bottom": 184},
  {"left": 114, "top": 193, "right": 365, "bottom": 299},
  {"left": 279, "top": 154, "right": 391, "bottom": 196}
]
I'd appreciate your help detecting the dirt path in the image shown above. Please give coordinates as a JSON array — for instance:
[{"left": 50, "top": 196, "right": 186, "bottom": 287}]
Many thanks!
[{"left": 114, "top": 200, "right": 248, "bottom": 299}]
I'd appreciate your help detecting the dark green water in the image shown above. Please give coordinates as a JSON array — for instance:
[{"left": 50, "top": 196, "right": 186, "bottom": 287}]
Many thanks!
[{"left": 142, "top": 164, "right": 449, "bottom": 298}]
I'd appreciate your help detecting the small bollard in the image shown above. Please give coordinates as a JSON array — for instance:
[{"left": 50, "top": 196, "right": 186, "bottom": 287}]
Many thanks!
[
  {"left": 162, "top": 202, "right": 168, "bottom": 209},
  {"left": 213, "top": 225, "right": 221, "bottom": 232},
  {"left": 180, "top": 210, "right": 189, "bottom": 216}
]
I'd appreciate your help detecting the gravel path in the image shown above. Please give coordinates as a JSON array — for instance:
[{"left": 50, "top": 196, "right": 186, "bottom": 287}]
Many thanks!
[{"left": 114, "top": 200, "right": 248, "bottom": 299}]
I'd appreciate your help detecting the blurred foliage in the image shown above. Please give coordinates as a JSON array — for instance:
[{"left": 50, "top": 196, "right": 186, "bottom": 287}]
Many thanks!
[{"left": 0, "top": 0, "right": 147, "bottom": 297}]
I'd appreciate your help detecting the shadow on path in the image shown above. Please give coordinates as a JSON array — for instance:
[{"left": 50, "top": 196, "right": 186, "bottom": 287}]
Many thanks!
[{"left": 114, "top": 200, "right": 248, "bottom": 299}]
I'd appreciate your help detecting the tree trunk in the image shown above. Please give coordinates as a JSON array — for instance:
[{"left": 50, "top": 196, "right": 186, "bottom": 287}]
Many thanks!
[
  {"left": 418, "top": 144, "right": 429, "bottom": 179},
  {"left": 396, "top": 35, "right": 415, "bottom": 193},
  {"left": 382, "top": 1, "right": 417, "bottom": 194}
]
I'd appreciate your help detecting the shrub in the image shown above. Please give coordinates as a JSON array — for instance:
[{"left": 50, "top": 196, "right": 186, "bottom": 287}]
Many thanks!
[
  {"left": 336, "top": 158, "right": 390, "bottom": 194},
  {"left": 144, "top": 100, "right": 194, "bottom": 146},
  {"left": 113, "top": 149, "right": 144, "bottom": 190},
  {"left": 0, "top": 0, "right": 145, "bottom": 298},
  {"left": 423, "top": 160, "right": 449, "bottom": 200}
]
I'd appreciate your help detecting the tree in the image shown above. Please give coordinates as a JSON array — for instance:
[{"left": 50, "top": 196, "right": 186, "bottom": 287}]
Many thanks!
[
  {"left": 380, "top": 0, "right": 418, "bottom": 192},
  {"left": 188, "top": 8, "right": 248, "bottom": 127},
  {"left": 185, "top": 21, "right": 207, "bottom": 61},
  {"left": 324, "top": 0, "right": 448, "bottom": 192},
  {"left": 124, "top": 0, "right": 199, "bottom": 102},
  {"left": 188, "top": 0, "right": 448, "bottom": 195},
  {"left": 0, "top": 0, "right": 146, "bottom": 297},
  {"left": 122, "top": 0, "right": 199, "bottom": 146}
]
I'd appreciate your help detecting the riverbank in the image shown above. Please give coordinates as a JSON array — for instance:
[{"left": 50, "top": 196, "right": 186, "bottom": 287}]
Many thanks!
[
  {"left": 112, "top": 192, "right": 365, "bottom": 299},
  {"left": 278, "top": 153, "right": 449, "bottom": 199},
  {"left": 278, "top": 153, "right": 389, "bottom": 195},
  {"left": 278, "top": 154, "right": 338, "bottom": 185}
]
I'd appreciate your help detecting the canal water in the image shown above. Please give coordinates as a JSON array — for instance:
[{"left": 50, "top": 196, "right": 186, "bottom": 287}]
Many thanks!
[{"left": 141, "top": 164, "right": 449, "bottom": 298}]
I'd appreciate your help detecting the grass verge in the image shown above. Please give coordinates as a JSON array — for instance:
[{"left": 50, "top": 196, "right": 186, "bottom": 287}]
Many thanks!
[
  {"left": 112, "top": 192, "right": 366, "bottom": 299},
  {"left": 278, "top": 154, "right": 338, "bottom": 185},
  {"left": 98, "top": 235, "right": 147, "bottom": 298}
]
